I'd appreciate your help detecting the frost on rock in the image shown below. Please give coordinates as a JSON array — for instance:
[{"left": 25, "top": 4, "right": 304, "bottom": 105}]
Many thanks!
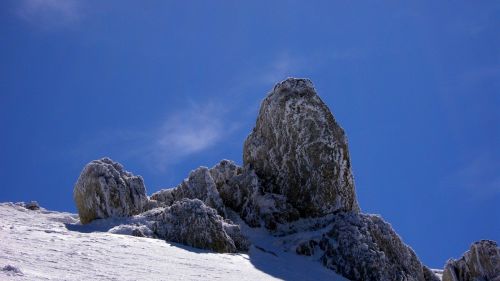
[
  {"left": 294, "top": 212, "right": 439, "bottom": 281},
  {"left": 209, "top": 160, "right": 252, "bottom": 213},
  {"left": 151, "top": 198, "right": 249, "bottom": 253},
  {"left": 243, "top": 78, "right": 359, "bottom": 218},
  {"left": 73, "top": 158, "right": 149, "bottom": 224},
  {"left": 442, "top": 240, "right": 500, "bottom": 281},
  {"left": 208, "top": 159, "right": 300, "bottom": 230},
  {"left": 151, "top": 167, "right": 227, "bottom": 217},
  {"left": 15, "top": 201, "right": 40, "bottom": 211}
]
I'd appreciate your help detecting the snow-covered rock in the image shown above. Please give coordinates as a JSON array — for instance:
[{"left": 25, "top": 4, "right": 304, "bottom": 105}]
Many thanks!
[
  {"left": 209, "top": 160, "right": 255, "bottom": 213},
  {"left": 442, "top": 240, "right": 500, "bottom": 281},
  {"left": 150, "top": 198, "right": 249, "bottom": 253},
  {"left": 73, "top": 158, "right": 149, "bottom": 224},
  {"left": 294, "top": 212, "right": 439, "bottom": 281},
  {"left": 209, "top": 160, "right": 300, "bottom": 229},
  {"left": 1, "top": 265, "right": 23, "bottom": 276},
  {"left": 151, "top": 167, "right": 227, "bottom": 217},
  {"left": 243, "top": 78, "right": 359, "bottom": 218},
  {"left": 15, "top": 201, "right": 40, "bottom": 210}
]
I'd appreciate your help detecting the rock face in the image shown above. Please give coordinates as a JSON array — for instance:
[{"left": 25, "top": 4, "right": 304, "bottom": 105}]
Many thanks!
[
  {"left": 243, "top": 78, "right": 359, "bottom": 218},
  {"left": 442, "top": 240, "right": 500, "bottom": 281},
  {"left": 295, "top": 212, "right": 438, "bottom": 281},
  {"left": 150, "top": 198, "right": 248, "bottom": 253},
  {"left": 73, "top": 158, "right": 149, "bottom": 224}
]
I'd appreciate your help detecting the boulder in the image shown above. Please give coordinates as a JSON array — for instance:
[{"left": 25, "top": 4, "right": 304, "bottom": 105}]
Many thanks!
[
  {"left": 151, "top": 198, "right": 249, "bottom": 253},
  {"left": 73, "top": 158, "right": 149, "bottom": 224},
  {"left": 442, "top": 240, "right": 500, "bottom": 281},
  {"left": 243, "top": 78, "right": 359, "bottom": 218},
  {"left": 295, "top": 212, "right": 439, "bottom": 281}
]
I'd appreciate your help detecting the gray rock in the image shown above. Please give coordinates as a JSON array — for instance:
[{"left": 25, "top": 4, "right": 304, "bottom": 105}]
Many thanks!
[
  {"left": 151, "top": 198, "right": 249, "bottom": 253},
  {"left": 243, "top": 78, "right": 359, "bottom": 218},
  {"left": 1, "top": 265, "right": 23, "bottom": 276},
  {"left": 24, "top": 201, "right": 40, "bottom": 210},
  {"left": 73, "top": 158, "right": 149, "bottom": 224},
  {"left": 295, "top": 212, "right": 438, "bottom": 281},
  {"left": 209, "top": 160, "right": 301, "bottom": 229},
  {"left": 423, "top": 266, "right": 441, "bottom": 281},
  {"left": 442, "top": 240, "right": 500, "bottom": 281},
  {"left": 15, "top": 201, "right": 40, "bottom": 210},
  {"left": 209, "top": 160, "right": 252, "bottom": 213},
  {"left": 151, "top": 167, "right": 226, "bottom": 217}
]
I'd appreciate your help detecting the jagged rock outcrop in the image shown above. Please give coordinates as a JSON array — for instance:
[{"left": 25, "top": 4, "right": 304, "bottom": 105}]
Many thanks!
[
  {"left": 209, "top": 160, "right": 300, "bottom": 229},
  {"left": 70, "top": 78, "right": 480, "bottom": 278},
  {"left": 150, "top": 198, "right": 249, "bottom": 253},
  {"left": 243, "top": 78, "right": 359, "bottom": 218},
  {"left": 151, "top": 167, "right": 226, "bottom": 217},
  {"left": 73, "top": 158, "right": 149, "bottom": 224},
  {"left": 151, "top": 160, "right": 299, "bottom": 230},
  {"left": 442, "top": 240, "right": 500, "bottom": 281},
  {"left": 209, "top": 160, "right": 256, "bottom": 214},
  {"left": 15, "top": 201, "right": 40, "bottom": 210},
  {"left": 295, "top": 212, "right": 438, "bottom": 281}
]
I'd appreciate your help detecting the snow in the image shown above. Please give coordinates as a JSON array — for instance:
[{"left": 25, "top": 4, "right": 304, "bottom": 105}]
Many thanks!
[{"left": 0, "top": 203, "right": 349, "bottom": 281}]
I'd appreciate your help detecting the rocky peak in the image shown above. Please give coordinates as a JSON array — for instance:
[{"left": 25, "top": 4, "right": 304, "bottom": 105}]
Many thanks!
[{"left": 243, "top": 77, "right": 359, "bottom": 218}]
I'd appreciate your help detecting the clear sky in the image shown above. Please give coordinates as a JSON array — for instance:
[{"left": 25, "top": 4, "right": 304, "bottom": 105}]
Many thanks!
[{"left": 1, "top": 0, "right": 499, "bottom": 269}]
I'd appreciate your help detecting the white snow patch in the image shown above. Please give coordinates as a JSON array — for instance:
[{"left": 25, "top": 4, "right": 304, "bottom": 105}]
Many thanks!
[{"left": 0, "top": 202, "right": 349, "bottom": 281}]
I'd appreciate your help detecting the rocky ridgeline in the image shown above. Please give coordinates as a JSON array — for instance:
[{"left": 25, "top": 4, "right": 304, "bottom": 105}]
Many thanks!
[{"left": 73, "top": 78, "right": 499, "bottom": 281}]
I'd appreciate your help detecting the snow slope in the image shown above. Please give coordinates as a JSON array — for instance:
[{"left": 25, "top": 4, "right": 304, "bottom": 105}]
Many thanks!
[{"left": 0, "top": 203, "right": 348, "bottom": 281}]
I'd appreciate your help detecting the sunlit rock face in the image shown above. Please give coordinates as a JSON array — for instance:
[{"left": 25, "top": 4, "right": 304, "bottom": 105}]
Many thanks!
[
  {"left": 243, "top": 78, "right": 359, "bottom": 218},
  {"left": 73, "top": 158, "right": 149, "bottom": 224},
  {"left": 443, "top": 240, "right": 500, "bottom": 281}
]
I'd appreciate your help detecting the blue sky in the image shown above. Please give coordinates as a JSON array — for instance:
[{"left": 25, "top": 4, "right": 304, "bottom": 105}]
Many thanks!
[{"left": 1, "top": 0, "right": 499, "bottom": 268}]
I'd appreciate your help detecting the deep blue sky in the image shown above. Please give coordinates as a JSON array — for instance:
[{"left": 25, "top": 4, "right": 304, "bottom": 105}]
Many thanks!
[{"left": 1, "top": 0, "right": 499, "bottom": 268}]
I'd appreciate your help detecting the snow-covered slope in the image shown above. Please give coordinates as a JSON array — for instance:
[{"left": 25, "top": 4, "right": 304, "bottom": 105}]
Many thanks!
[{"left": 0, "top": 203, "right": 348, "bottom": 281}]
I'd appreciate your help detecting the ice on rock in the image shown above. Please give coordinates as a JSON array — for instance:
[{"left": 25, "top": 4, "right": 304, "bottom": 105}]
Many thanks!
[
  {"left": 442, "top": 240, "right": 500, "bottom": 281},
  {"left": 73, "top": 158, "right": 150, "bottom": 224},
  {"left": 151, "top": 167, "right": 227, "bottom": 217},
  {"left": 64, "top": 78, "right": 496, "bottom": 280},
  {"left": 151, "top": 198, "right": 249, "bottom": 253},
  {"left": 243, "top": 78, "right": 359, "bottom": 218},
  {"left": 294, "top": 212, "right": 439, "bottom": 281}
]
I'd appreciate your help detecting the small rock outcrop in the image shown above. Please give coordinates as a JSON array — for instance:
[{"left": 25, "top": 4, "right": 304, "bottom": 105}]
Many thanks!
[
  {"left": 295, "top": 212, "right": 438, "bottom": 281},
  {"left": 151, "top": 167, "right": 226, "bottom": 217},
  {"left": 24, "top": 201, "right": 40, "bottom": 210},
  {"left": 243, "top": 78, "right": 359, "bottom": 218},
  {"left": 73, "top": 158, "right": 149, "bottom": 224},
  {"left": 442, "top": 240, "right": 500, "bottom": 281},
  {"left": 150, "top": 198, "right": 248, "bottom": 253},
  {"left": 15, "top": 201, "right": 40, "bottom": 210}
]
